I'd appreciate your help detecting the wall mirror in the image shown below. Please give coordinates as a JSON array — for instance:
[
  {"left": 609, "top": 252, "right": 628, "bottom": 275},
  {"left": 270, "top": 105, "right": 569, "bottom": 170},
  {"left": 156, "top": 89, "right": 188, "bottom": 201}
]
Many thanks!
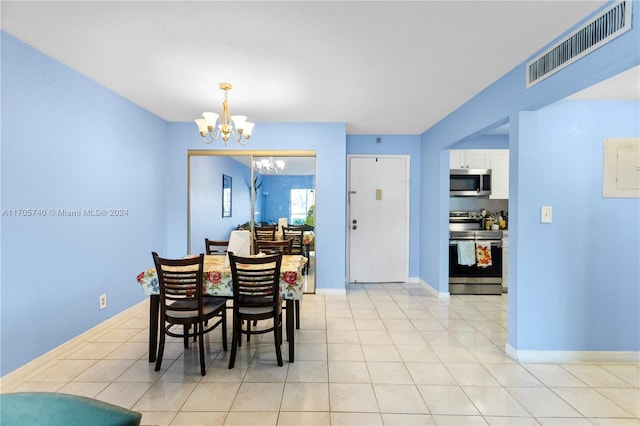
[
  {"left": 188, "top": 150, "right": 316, "bottom": 293},
  {"left": 222, "top": 174, "right": 232, "bottom": 217}
]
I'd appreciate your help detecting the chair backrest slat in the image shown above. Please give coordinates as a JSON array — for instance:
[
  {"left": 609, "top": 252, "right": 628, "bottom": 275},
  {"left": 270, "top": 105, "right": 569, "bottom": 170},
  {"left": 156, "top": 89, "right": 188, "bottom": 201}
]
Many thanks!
[
  {"left": 228, "top": 252, "right": 282, "bottom": 308},
  {"left": 152, "top": 252, "right": 205, "bottom": 313},
  {"left": 205, "top": 239, "right": 229, "bottom": 255}
]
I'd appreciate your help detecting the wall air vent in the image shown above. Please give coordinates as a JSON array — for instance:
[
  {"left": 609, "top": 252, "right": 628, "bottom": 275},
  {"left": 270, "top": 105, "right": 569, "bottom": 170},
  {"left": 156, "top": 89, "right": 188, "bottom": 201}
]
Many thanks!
[{"left": 526, "top": 0, "right": 632, "bottom": 88}]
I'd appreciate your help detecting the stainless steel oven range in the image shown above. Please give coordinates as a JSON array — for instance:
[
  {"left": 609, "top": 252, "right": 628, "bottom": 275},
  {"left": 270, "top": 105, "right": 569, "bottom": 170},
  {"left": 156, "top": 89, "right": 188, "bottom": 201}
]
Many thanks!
[{"left": 449, "top": 212, "right": 503, "bottom": 295}]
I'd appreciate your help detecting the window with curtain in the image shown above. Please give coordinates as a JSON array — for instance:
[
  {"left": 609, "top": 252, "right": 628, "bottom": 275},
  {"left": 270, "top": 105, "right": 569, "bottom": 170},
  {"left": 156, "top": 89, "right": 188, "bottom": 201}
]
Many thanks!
[{"left": 290, "top": 189, "right": 315, "bottom": 225}]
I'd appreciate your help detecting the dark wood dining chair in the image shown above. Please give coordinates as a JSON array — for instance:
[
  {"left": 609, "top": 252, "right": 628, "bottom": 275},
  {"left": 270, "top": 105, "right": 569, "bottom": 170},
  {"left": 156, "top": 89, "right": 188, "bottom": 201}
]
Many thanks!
[
  {"left": 152, "top": 252, "right": 227, "bottom": 376},
  {"left": 282, "top": 226, "right": 305, "bottom": 255},
  {"left": 227, "top": 251, "right": 283, "bottom": 368},
  {"left": 253, "top": 224, "right": 277, "bottom": 246},
  {"left": 255, "top": 239, "right": 293, "bottom": 255},
  {"left": 205, "top": 239, "right": 229, "bottom": 255}
]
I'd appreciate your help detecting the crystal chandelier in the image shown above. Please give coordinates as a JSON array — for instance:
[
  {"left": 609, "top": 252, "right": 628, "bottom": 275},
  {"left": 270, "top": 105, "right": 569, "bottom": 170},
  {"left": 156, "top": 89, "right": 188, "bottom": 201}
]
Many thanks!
[
  {"left": 255, "top": 157, "right": 285, "bottom": 175},
  {"left": 194, "top": 83, "right": 254, "bottom": 145}
]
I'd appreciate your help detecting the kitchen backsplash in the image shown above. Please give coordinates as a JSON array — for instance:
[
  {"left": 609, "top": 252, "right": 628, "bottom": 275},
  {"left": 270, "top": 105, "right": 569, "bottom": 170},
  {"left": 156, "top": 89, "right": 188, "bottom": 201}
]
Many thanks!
[{"left": 449, "top": 197, "right": 508, "bottom": 214}]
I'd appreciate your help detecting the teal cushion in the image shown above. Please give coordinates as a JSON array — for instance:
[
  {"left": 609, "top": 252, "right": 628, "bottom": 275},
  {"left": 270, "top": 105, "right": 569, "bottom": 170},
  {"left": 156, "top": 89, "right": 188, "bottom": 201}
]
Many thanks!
[{"left": 0, "top": 392, "right": 141, "bottom": 426}]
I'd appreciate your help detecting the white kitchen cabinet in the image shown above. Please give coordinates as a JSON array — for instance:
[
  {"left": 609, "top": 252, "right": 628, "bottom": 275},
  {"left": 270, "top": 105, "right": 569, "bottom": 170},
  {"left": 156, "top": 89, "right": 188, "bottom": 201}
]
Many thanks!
[
  {"left": 489, "top": 149, "right": 509, "bottom": 199},
  {"left": 450, "top": 149, "right": 491, "bottom": 169}
]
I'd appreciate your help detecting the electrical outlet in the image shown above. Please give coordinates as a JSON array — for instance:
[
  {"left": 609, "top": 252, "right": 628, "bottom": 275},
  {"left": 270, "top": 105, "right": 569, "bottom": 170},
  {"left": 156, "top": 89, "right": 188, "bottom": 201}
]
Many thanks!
[
  {"left": 541, "top": 206, "right": 552, "bottom": 223},
  {"left": 99, "top": 294, "right": 107, "bottom": 310}
]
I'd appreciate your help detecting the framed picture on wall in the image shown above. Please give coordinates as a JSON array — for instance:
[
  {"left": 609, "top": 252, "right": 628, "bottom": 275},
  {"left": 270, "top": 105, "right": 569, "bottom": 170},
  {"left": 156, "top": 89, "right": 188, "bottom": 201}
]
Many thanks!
[{"left": 222, "top": 174, "right": 232, "bottom": 217}]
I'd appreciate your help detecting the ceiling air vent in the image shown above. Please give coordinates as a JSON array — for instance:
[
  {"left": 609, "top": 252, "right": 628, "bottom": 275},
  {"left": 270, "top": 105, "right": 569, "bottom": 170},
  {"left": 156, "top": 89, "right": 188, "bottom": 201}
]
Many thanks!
[{"left": 526, "top": 0, "right": 632, "bottom": 88}]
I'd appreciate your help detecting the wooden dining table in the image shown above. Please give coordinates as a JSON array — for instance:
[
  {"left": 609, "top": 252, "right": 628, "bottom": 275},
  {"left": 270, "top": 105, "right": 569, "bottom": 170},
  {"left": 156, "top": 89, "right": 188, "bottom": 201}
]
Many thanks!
[{"left": 136, "top": 254, "right": 307, "bottom": 363}]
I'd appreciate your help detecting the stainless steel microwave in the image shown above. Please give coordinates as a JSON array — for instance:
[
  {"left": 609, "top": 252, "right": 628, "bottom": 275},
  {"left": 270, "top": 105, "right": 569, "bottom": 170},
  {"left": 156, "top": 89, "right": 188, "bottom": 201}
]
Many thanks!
[{"left": 450, "top": 169, "right": 491, "bottom": 197}]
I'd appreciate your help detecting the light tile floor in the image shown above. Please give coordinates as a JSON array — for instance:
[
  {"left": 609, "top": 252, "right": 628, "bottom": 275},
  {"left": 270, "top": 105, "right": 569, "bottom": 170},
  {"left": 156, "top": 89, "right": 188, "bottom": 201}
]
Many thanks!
[{"left": 3, "top": 283, "right": 639, "bottom": 425}]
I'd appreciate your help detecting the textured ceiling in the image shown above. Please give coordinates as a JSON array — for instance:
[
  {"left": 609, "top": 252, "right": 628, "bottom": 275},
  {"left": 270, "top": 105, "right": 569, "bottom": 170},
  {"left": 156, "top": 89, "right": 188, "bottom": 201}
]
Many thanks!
[{"left": 4, "top": 1, "right": 632, "bottom": 136}]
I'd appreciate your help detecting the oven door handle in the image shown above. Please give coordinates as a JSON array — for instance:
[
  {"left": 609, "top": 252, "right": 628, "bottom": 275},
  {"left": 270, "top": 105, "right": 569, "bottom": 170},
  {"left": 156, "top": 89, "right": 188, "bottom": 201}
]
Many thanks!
[{"left": 450, "top": 240, "right": 502, "bottom": 248}]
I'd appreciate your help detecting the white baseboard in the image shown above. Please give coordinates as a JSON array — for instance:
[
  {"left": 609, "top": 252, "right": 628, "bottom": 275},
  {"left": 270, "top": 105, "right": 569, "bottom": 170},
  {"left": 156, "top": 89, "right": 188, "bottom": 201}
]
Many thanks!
[
  {"left": 505, "top": 343, "right": 640, "bottom": 363},
  {"left": 0, "top": 300, "right": 148, "bottom": 390},
  {"left": 417, "top": 279, "right": 450, "bottom": 299}
]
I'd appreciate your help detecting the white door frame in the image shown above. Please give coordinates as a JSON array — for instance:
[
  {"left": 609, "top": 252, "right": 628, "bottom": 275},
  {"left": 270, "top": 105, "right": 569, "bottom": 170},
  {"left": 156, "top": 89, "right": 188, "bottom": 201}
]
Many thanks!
[{"left": 346, "top": 154, "right": 410, "bottom": 283}]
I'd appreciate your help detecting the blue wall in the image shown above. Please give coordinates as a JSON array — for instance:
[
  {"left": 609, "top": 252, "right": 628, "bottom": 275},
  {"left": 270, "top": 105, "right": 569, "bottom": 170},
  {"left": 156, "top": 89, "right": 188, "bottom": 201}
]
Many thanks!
[
  {"left": 260, "top": 175, "right": 315, "bottom": 225},
  {"left": 1, "top": 32, "right": 167, "bottom": 375},
  {"left": 515, "top": 100, "right": 639, "bottom": 351},
  {"left": 346, "top": 135, "right": 421, "bottom": 278},
  {"left": 419, "top": 1, "right": 640, "bottom": 353},
  {"left": 189, "top": 155, "right": 252, "bottom": 252}
]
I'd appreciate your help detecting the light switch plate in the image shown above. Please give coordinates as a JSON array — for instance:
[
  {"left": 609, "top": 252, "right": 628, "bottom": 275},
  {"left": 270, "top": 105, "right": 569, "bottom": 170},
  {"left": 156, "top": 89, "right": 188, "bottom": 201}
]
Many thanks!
[{"left": 541, "top": 206, "right": 552, "bottom": 223}]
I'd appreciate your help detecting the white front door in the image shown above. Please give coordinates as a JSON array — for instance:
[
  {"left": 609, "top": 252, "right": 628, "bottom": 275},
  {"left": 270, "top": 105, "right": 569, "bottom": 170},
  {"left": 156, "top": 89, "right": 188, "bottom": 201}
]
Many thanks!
[{"left": 348, "top": 155, "right": 409, "bottom": 282}]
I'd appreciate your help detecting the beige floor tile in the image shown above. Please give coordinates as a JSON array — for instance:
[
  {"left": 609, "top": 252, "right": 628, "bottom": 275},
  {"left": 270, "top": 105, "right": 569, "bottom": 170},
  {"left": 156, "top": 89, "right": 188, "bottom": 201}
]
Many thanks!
[
  {"left": 373, "top": 383, "right": 429, "bottom": 414},
  {"left": 483, "top": 363, "right": 544, "bottom": 387},
  {"left": 431, "top": 346, "right": 478, "bottom": 364},
  {"left": 357, "top": 330, "right": 394, "bottom": 344},
  {"left": 65, "top": 342, "right": 121, "bottom": 359},
  {"left": 430, "top": 414, "right": 488, "bottom": 425},
  {"left": 276, "top": 411, "right": 330, "bottom": 426},
  {"left": 483, "top": 416, "right": 539, "bottom": 425},
  {"left": 537, "top": 419, "right": 594, "bottom": 425},
  {"left": 10, "top": 381, "right": 66, "bottom": 392},
  {"left": 444, "top": 363, "right": 501, "bottom": 386},
  {"left": 367, "top": 361, "right": 413, "bottom": 384},
  {"left": 200, "top": 359, "right": 249, "bottom": 383},
  {"left": 170, "top": 411, "right": 227, "bottom": 425},
  {"left": 138, "top": 411, "right": 176, "bottom": 426},
  {"left": 354, "top": 318, "right": 386, "bottom": 331},
  {"left": 293, "top": 343, "right": 327, "bottom": 360},
  {"left": 230, "top": 382, "right": 284, "bottom": 412},
  {"left": 104, "top": 342, "right": 149, "bottom": 360},
  {"left": 243, "top": 362, "right": 288, "bottom": 383},
  {"left": 462, "top": 385, "right": 529, "bottom": 417},
  {"left": 396, "top": 344, "right": 440, "bottom": 362},
  {"left": 28, "top": 359, "right": 95, "bottom": 382},
  {"left": 381, "top": 413, "right": 436, "bottom": 425},
  {"left": 588, "top": 418, "right": 640, "bottom": 425},
  {"left": 94, "top": 327, "right": 142, "bottom": 342},
  {"left": 550, "top": 387, "right": 634, "bottom": 418},
  {"left": 292, "top": 329, "right": 326, "bottom": 343},
  {"left": 327, "top": 343, "right": 365, "bottom": 361},
  {"left": 116, "top": 359, "right": 164, "bottom": 383},
  {"left": 562, "top": 364, "right": 633, "bottom": 388},
  {"left": 182, "top": 382, "right": 240, "bottom": 411},
  {"left": 506, "top": 386, "right": 581, "bottom": 418},
  {"left": 350, "top": 309, "right": 380, "bottom": 319},
  {"left": 57, "top": 381, "right": 110, "bottom": 398},
  {"left": 595, "top": 387, "right": 640, "bottom": 418},
  {"left": 329, "top": 383, "right": 379, "bottom": 412},
  {"left": 95, "top": 381, "right": 153, "bottom": 409},
  {"left": 521, "top": 364, "right": 588, "bottom": 387},
  {"left": 133, "top": 382, "right": 197, "bottom": 411},
  {"left": 74, "top": 359, "right": 136, "bottom": 382},
  {"left": 362, "top": 344, "right": 402, "bottom": 362},
  {"left": 223, "top": 411, "right": 278, "bottom": 425},
  {"left": 280, "top": 382, "right": 329, "bottom": 411},
  {"left": 417, "top": 385, "right": 479, "bottom": 415},
  {"left": 328, "top": 360, "right": 371, "bottom": 383},
  {"left": 326, "top": 318, "right": 356, "bottom": 330},
  {"left": 600, "top": 364, "right": 640, "bottom": 387},
  {"left": 405, "top": 362, "right": 457, "bottom": 385},
  {"left": 330, "top": 412, "right": 383, "bottom": 425},
  {"left": 285, "top": 360, "right": 328, "bottom": 382},
  {"left": 326, "top": 328, "right": 360, "bottom": 344}
]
